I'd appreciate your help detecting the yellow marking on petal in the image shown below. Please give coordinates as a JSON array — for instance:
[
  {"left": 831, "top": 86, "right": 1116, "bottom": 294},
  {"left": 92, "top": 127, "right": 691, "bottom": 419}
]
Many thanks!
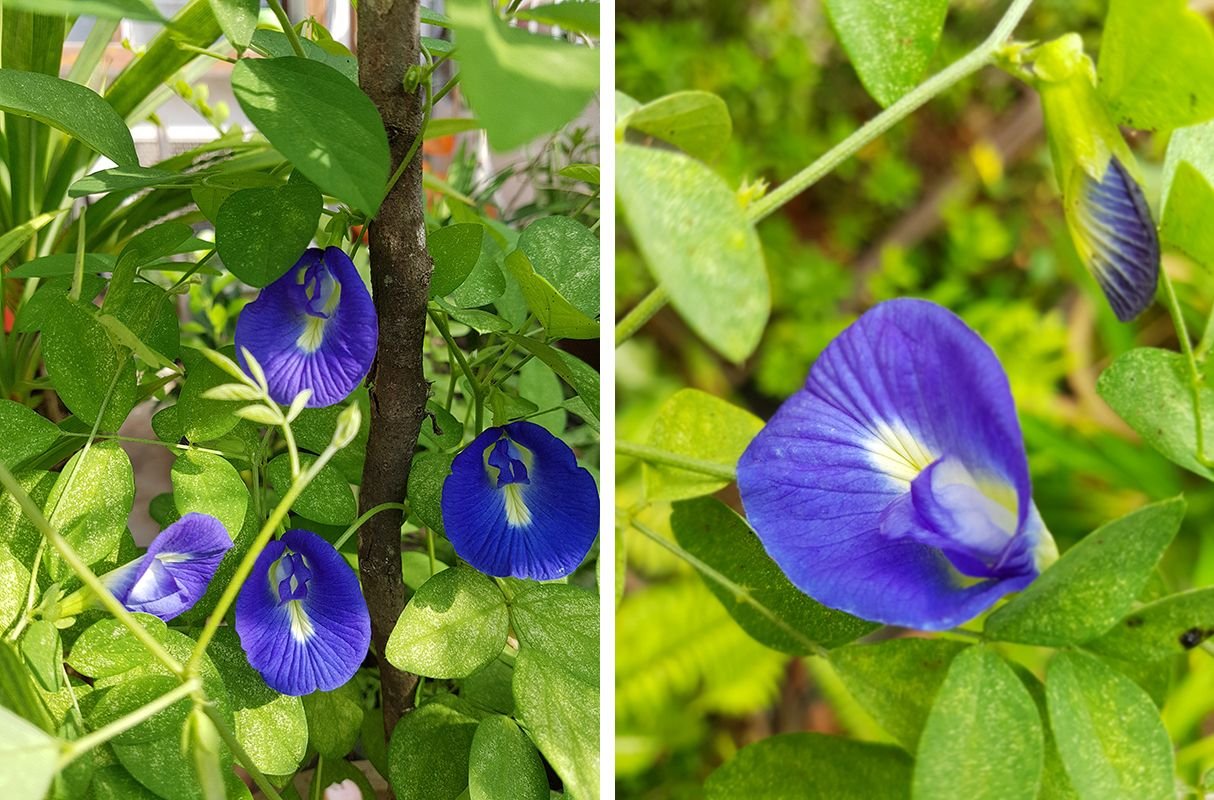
[
  {"left": 861, "top": 420, "right": 936, "bottom": 486},
  {"left": 287, "top": 600, "right": 314, "bottom": 642},
  {"left": 296, "top": 315, "right": 329, "bottom": 353},
  {"left": 503, "top": 483, "right": 532, "bottom": 527}
]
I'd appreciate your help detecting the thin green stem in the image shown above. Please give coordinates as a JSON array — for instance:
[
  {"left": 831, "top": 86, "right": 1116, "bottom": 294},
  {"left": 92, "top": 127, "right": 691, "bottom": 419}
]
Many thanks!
[
  {"left": 626, "top": 515, "right": 829, "bottom": 658},
  {"left": 616, "top": 440, "right": 737, "bottom": 481},
  {"left": 0, "top": 461, "right": 186, "bottom": 676},
  {"left": 747, "top": 0, "right": 1035, "bottom": 223},
  {"left": 1159, "top": 270, "right": 1214, "bottom": 467},
  {"left": 58, "top": 678, "right": 201, "bottom": 767},
  {"left": 614, "top": 286, "right": 668, "bottom": 346},
  {"left": 267, "top": 0, "right": 307, "bottom": 57},
  {"left": 1198, "top": 304, "right": 1214, "bottom": 361},
  {"left": 433, "top": 73, "right": 461, "bottom": 105},
  {"left": 175, "top": 43, "right": 237, "bottom": 64},
  {"left": 382, "top": 67, "right": 434, "bottom": 205},
  {"left": 427, "top": 528, "right": 437, "bottom": 578},
  {"left": 203, "top": 703, "right": 285, "bottom": 800},
  {"left": 281, "top": 418, "right": 301, "bottom": 480},
  {"left": 613, "top": 0, "right": 1037, "bottom": 344},
  {"left": 7, "top": 544, "right": 44, "bottom": 640},
  {"left": 186, "top": 443, "right": 341, "bottom": 675},
  {"left": 430, "top": 308, "right": 484, "bottom": 431},
  {"left": 58, "top": 431, "right": 234, "bottom": 459},
  {"left": 334, "top": 502, "right": 408, "bottom": 551}
]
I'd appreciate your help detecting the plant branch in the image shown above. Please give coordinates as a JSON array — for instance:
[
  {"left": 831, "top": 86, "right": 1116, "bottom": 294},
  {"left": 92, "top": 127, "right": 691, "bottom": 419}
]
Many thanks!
[
  {"left": 58, "top": 678, "right": 201, "bottom": 767},
  {"left": 357, "top": 0, "right": 433, "bottom": 735},
  {"left": 266, "top": 0, "right": 307, "bottom": 58},
  {"left": 1159, "top": 269, "right": 1214, "bottom": 467}
]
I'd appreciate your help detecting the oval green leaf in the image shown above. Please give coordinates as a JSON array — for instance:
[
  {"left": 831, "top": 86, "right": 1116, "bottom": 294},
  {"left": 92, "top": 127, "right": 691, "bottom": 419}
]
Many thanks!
[
  {"left": 984, "top": 498, "right": 1186, "bottom": 646},
  {"left": 216, "top": 183, "right": 323, "bottom": 287},
  {"left": 468, "top": 716, "right": 548, "bottom": 800},
  {"left": 824, "top": 0, "right": 949, "bottom": 107},
  {"left": 429, "top": 223, "right": 484, "bottom": 298},
  {"left": 231, "top": 57, "right": 390, "bottom": 215},
  {"left": 266, "top": 453, "right": 357, "bottom": 526},
  {"left": 617, "top": 142, "right": 769, "bottom": 363},
  {"left": 385, "top": 567, "right": 508, "bottom": 679},
  {"left": 912, "top": 647, "right": 1043, "bottom": 800},
  {"left": 171, "top": 450, "right": 249, "bottom": 537},
  {"left": 0, "top": 70, "right": 138, "bottom": 165},
  {"left": 643, "top": 388, "right": 762, "bottom": 501}
]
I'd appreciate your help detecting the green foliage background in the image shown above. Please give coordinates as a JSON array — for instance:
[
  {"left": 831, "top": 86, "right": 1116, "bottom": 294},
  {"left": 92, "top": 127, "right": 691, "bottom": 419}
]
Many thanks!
[{"left": 615, "top": 0, "right": 1214, "bottom": 796}]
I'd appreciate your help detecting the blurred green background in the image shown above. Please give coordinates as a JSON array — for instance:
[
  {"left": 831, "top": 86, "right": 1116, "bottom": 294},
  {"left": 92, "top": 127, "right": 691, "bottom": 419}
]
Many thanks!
[{"left": 615, "top": 0, "right": 1214, "bottom": 796}]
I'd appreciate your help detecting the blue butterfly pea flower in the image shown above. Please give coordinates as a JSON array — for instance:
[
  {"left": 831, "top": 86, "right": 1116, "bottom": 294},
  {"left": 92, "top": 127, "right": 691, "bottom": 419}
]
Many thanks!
[
  {"left": 107, "top": 512, "right": 232, "bottom": 621},
  {"left": 234, "top": 246, "right": 378, "bottom": 407},
  {"left": 234, "top": 529, "right": 370, "bottom": 696},
  {"left": 737, "top": 299, "right": 1058, "bottom": 631},
  {"left": 441, "top": 421, "right": 599, "bottom": 580}
]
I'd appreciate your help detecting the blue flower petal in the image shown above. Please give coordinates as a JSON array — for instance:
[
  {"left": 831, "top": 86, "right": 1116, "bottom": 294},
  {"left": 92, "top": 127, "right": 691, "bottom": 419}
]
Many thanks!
[
  {"left": 234, "top": 529, "right": 370, "bottom": 696},
  {"left": 737, "top": 299, "right": 1056, "bottom": 631},
  {"left": 234, "top": 247, "right": 378, "bottom": 407},
  {"left": 441, "top": 421, "right": 599, "bottom": 580},
  {"left": 1070, "top": 157, "right": 1160, "bottom": 322},
  {"left": 108, "top": 513, "right": 232, "bottom": 621}
]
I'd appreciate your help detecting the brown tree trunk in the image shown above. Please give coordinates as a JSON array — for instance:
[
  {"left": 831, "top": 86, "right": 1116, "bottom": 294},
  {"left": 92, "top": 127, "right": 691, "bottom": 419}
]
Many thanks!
[{"left": 356, "top": 0, "right": 432, "bottom": 738}]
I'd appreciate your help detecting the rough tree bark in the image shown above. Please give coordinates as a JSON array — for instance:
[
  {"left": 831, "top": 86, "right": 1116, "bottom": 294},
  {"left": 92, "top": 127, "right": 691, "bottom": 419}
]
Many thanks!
[{"left": 357, "top": 0, "right": 433, "bottom": 736}]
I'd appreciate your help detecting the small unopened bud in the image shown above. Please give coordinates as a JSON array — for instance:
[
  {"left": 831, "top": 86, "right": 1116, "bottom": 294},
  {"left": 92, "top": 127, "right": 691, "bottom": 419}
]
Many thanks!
[{"left": 332, "top": 402, "right": 362, "bottom": 449}]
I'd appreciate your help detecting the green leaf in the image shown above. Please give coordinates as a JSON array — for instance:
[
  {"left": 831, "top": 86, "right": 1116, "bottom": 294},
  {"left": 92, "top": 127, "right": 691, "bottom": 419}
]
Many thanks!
[
  {"left": 45, "top": 441, "right": 136, "bottom": 581},
  {"left": 67, "top": 615, "right": 167, "bottom": 679},
  {"left": 1097, "top": 347, "right": 1214, "bottom": 480},
  {"left": 1162, "top": 118, "right": 1214, "bottom": 201},
  {"left": 250, "top": 30, "right": 358, "bottom": 84},
  {"left": 705, "top": 733, "right": 912, "bottom": 799},
  {"left": 0, "top": 400, "right": 59, "bottom": 468},
  {"left": 985, "top": 498, "right": 1186, "bottom": 646},
  {"left": 208, "top": 0, "right": 257, "bottom": 52},
  {"left": 170, "top": 450, "right": 249, "bottom": 537},
  {"left": 501, "top": 335, "right": 599, "bottom": 422},
  {"left": 824, "top": 0, "right": 949, "bottom": 107},
  {"left": 0, "top": 556, "right": 31, "bottom": 636},
  {"left": 89, "top": 766, "right": 163, "bottom": 800},
  {"left": 1098, "top": 0, "right": 1214, "bottom": 130},
  {"left": 88, "top": 674, "right": 190, "bottom": 745},
  {"left": 1084, "top": 587, "right": 1214, "bottom": 661},
  {"left": 266, "top": 453, "right": 356, "bottom": 526},
  {"left": 517, "top": 215, "right": 600, "bottom": 320},
  {"left": 449, "top": 229, "right": 506, "bottom": 308},
  {"left": 616, "top": 142, "right": 769, "bottom": 363},
  {"left": 407, "top": 451, "right": 455, "bottom": 536},
  {"left": 1, "top": 0, "right": 161, "bottom": 19},
  {"left": 830, "top": 638, "right": 967, "bottom": 751},
  {"left": 513, "top": 1, "right": 599, "bottom": 36},
  {"left": 622, "top": 91, "right": 732, "bottom": 162},
  {"left": 0, "top": 210, "right": 68, "bottom": 265},
  {"left": 209, "top": 628, "right": 306, "bottom": 776},
  {"left": 42, "top": 299, "right": 137, "bottom": 431},
  {"left": 671, "top": 498, "right": 875, "bottom": 655},
  {"left": 448, "top": 0, "right": 597, "bottom": 151},
  {"left": 0, "top": 640, "right": 53, "bottom": 733},
  {"left": 1159, "top": 162, "right": 1214, "bottom": 270},
  {"left": 643, "top": 388, "right": 761, "bottom": 501},
  {"left": 20, "top": 621, "right": 63, "bottom": 693},
  {"left": 510, "top": 584, "right": 598, "bottom": 800},
  {"left": 231, "top": 57, "right": 389, "bottom": 215},
  {"left": 216, "top": 184, "right": 323, "bottom": 287},
  {"left": 517, "top": 359, "right": 566, "bottom": 435},
  {"left": 425, "top": 117, "right": 482, "bottom": 139},
  {"left": 559, "top": 163, "right": 600, "bottom": 184},
  {"left": 386, "top": 567, "right": 508, "bottom": 679},
  {"left": 302, "top": 683, "right": 363, "bottom": 759},
  {"left": 388, "top": 696, "right": 478, "bottom": 800},
  {"left": 0, "top": 70, "right": 138, "bottom": 165},
  {"left": 0, "top": 705, "right": 58, "bottom": 800},
  {"left": 429, "top": 223, "right": 484, "bottom": 298},
  {"left": 178, "top": 347, "right": 246, "bottom": 443},
  {"left": 913, "top": 647, "right": 1043, "bottom": 800},
  {"left": 69, "top": 166, "right": 195, "bottom": 198},
  {"left": 503, "top": 250, "right": 599, "bottom": 339},
  {"left": 1046, "top": 651, "right": 1174, "bottom": 798},
  {"left": 6, "top": 252, "right": 114, "bottom": 279},
  {"left": 468, "top": 716, "right": 548, "bottom": 800}
]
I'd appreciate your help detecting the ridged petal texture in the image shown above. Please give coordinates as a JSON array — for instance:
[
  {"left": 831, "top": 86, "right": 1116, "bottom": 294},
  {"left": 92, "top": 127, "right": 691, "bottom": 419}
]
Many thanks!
[
  {"left": 234, "top": 247, "right": 378, "bottom": 407},
  {"left": 442, "top": 421, "right": 599, "bottom": 580},
  {"left": 1069, "top": 158, "right": 1160, "bottom": 322},
  {"left": 737, "top": 299, "right": 1057, "bottom": 630},
  {"left": 235, "top": 529, "right": 371, "bottom": 695},
  {"left": 109, "top": 513, "right": 232, "bottom": 621}
]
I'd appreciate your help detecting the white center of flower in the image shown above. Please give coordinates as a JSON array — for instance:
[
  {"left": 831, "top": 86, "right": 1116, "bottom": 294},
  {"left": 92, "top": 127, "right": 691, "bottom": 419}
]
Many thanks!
[
  {"left": 287, "top": 599, "right": 314, "bottom": 642},
  {"left": 503, "top": 483, "right": 532, "bottom": 527},
  {"left": 862, "top": 420, "right": 936, "bottom": 485}
]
